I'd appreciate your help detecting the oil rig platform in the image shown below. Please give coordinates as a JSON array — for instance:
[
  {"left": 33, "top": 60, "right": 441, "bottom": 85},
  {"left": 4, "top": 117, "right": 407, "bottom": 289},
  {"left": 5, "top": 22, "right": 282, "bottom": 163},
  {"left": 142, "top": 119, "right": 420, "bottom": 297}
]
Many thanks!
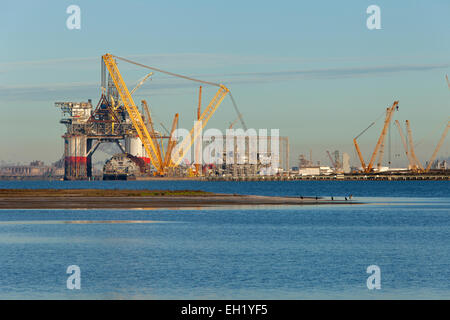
[{"left": 56, "top": 54, "right": 289, "bottom": 180}]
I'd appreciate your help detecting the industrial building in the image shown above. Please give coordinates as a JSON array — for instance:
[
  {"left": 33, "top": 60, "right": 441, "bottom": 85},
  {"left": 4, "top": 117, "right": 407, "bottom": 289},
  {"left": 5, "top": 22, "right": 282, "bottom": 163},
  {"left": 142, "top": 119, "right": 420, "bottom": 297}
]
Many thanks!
[{"left": 0, "top": 160, "right": 64, "bottom": 179}]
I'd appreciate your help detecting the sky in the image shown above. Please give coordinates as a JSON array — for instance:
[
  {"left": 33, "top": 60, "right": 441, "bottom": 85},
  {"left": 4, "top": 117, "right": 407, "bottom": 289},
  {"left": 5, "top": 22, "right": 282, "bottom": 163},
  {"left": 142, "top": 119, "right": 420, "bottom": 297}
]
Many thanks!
[{"left": 0, "top": 0, "right": 449, "bottom": 167}]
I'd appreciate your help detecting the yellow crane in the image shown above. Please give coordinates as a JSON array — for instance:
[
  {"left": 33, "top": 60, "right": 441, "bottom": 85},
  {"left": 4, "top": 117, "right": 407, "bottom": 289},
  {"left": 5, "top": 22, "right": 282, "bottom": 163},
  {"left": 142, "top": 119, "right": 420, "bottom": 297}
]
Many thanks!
[
  {"left": 102, "top": 53, "right": 162, "bottom": 173},
  {"left": 424, "top": 75, "right": 450, "bottom": 170},
  {"left": 399, "top": 119, "right": 449, "bottom": 172},
  {"left": 375, "top": 108, "right": 392, "bottom": 171},
  {"left": 405, "top": 120, "right": 424, "bottom": 171},
  {"left": 169, "top": 85, "right": 229, "bottom": 167},
  {"left": 353, "top": 137, "right": 367, "bottom": 170},
  {"left": 425, "top": 121, "right": 450, "bottom": 171},
  {"left": 103, "top": 53, "right": 230, "bottom": 175},
  {"left": 353, "top": 101, "right": 399, "bottom": 173},
  {"left": 110, "top": 74, "right": 152, "bottom": 134},
  {"left": 369, "top": 101, "right": 398, "bottom": 172},
  {"left": 162, "top": 113, "right": 180, "bottom": 170},
  {"left": 394, "top": 120, "right": 414, "bottom": 170},
  {"left": 141, "top": 100, "right": 163, "bottom": 169},
  {"left": 398, "top": 77, "right": 449, "bottom": 172}
]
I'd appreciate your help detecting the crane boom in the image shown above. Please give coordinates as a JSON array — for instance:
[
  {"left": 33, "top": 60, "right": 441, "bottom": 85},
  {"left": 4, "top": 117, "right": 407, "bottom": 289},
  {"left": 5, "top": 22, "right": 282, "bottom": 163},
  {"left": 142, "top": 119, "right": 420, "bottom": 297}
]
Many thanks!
[
  {"left": 141, "top": 100, "right": 154, "bottom": 133},
  {"left": 326, "top": 151, "right": 336, "bottom": 168},
  {"left": 367, "top": 101, "right": 399, "bottom": 172},
  {"left": 376, "top": 108, "right": 392, "bottom": 170},
  {"left": 115, "top": 73, "right": 153, "bottom": 106},
  {"left": 353, "top": 122, "right": 377, "bottom": 170},
  {"left": 141, "top": 100, "right": 163, "bottom": 169},
  {"left": 394, "top": 120, "right": 414, "bottom": 170},
  {"left": 106, "top": 54, "right": 232, "bottom": 173},
  {"left": 102, "top": 53, "right": 162, "bottom": 172},
  {"left": 405, "top": 120, "right": 424, "bottom": 171},
  {"left": 131, "top": 73, "right": 153, "bottom": 95},
  {"left": 229, "top": 92, "right": 248, "bottom": 131},
  {"left": 355, "top": 121, "right": 376, "bottom": 140},
  {"left": 353, "top": 138, "right": 366, "bottom": 170},
  {"left": 425, "top": 121, "right": 450, "bottom": 171},
  {"left": 159, "top": 122, "right": 171, "bottom": 136},
  {"left": 163, "top": 113, "right": 180, "bottom": 169},
  {"left": 353, "top": 108, "right": 391, "bottom": 172},
  {"left": 170, "top": 85, "right": 229, "bottom": 166}
]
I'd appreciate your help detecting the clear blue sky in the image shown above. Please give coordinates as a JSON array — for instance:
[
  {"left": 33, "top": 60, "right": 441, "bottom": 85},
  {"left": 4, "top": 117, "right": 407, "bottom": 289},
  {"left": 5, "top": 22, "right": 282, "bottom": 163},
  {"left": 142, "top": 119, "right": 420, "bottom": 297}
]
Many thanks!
[{"left": 1, "top": 0, "right": 449, "bottom": 167}]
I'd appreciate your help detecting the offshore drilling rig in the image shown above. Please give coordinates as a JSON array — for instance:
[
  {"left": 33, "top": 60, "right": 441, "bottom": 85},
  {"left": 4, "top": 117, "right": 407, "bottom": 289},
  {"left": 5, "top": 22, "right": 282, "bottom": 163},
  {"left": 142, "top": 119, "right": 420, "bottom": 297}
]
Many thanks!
[
  {"left": 56, "top": 54, "right": 161, "bottom": 180},
  {"left": 56, "top": 53, "right": 230, "bottom": 180},
  {"left": 56, "top": 53, "right": 289, "bottom": 180}
]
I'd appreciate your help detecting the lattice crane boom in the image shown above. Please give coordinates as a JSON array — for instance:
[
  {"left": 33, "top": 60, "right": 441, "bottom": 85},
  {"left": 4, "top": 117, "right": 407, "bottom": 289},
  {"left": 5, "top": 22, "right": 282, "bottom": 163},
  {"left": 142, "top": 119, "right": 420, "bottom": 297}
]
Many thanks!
[
  {"left": 104, "top": 54, "right": 232, "bottom": 173},
  {"left": 405, "top": 120, "right": 424, "bottom": 171},
  {"left": 394, "top": 120, "right": 414, "bottom": 170},
  {"left": 102, "top": 53, "right": 162, "bottom": 172},
  {"left": 425, "top": 121, "right": 450, "bottom": 171},
  {"left": 353, "top": 138, "right": 367, "bottom": 170},
  {"left": 131, "top": 73, "right": 153, "bottom": 95},
  {"left": 366, "top": 101, "right": 399, "bottom": 172},
  {"left": 141, "top": 100, "right": 163, "bottom": 168},
  {"left": 163, "top": 113, "right": 180, "bottom": 169},
  {"left": 326, "top": 150, "right": 336, "bottom": 168},
  {"left": 170, "top": 85, "right": 229, "bottom": 167}
]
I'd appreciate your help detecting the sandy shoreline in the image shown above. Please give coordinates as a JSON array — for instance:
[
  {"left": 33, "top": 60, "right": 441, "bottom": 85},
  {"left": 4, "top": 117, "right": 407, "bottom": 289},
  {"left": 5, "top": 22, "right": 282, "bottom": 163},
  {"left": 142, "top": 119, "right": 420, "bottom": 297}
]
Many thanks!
[{"left": 0, "top": 189, "right": 358, "bottom": 209}]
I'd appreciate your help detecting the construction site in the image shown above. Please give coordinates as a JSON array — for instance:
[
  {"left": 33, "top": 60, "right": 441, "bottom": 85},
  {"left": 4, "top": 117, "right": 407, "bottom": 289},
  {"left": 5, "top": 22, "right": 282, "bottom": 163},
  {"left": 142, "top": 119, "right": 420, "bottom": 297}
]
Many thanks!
[
  {"left": 54, "top": 54, "right": 289, "bottom": 181},
  {"left": 52, "top": 54, "right": 449, "bottom": 181}
]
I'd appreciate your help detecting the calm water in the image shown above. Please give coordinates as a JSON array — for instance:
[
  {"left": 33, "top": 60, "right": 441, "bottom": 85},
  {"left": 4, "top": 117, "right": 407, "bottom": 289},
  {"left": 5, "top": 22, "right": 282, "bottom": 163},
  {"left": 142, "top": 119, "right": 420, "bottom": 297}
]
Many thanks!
[{"left": 0, "top": 180, "right": 449, "bottom": 299}]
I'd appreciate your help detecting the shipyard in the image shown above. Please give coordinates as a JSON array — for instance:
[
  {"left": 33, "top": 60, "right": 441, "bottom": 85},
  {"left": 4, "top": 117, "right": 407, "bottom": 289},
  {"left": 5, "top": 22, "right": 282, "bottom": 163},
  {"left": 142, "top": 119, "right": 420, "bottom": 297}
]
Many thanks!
[
  {"left": 1, "top": 1, "right": 450, "bottom": 303},
  {"left": 1, "top": 54, "right": 448, "bottom": 182}
]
